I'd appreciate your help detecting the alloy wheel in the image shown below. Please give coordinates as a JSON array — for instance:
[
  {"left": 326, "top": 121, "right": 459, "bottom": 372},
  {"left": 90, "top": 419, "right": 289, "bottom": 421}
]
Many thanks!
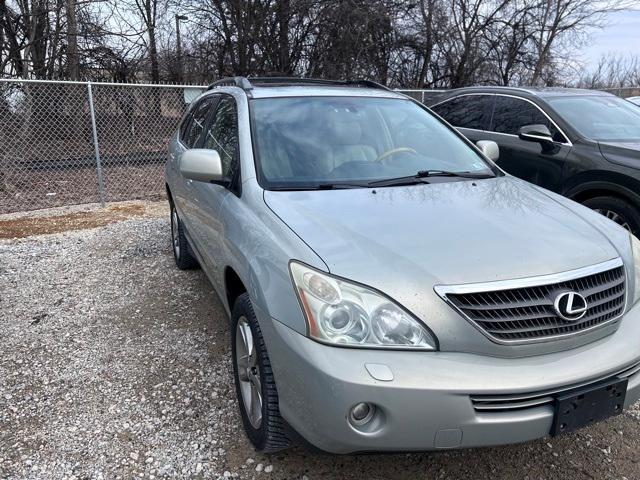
[
  {"left": 235, "top": 316, "right": 263, "bottom": 429},
  {"left": 595, "top": 208, "right": 631, "bottom": 232}
]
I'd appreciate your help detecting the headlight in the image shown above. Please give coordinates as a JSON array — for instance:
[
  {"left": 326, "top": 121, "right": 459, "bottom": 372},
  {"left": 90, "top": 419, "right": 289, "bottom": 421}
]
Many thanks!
[
  {"left": 289, "top": 261, "right": 437, "bottom": 349},
  {"left": 631, "top": 234, "right": 640, "bottom": 306}
]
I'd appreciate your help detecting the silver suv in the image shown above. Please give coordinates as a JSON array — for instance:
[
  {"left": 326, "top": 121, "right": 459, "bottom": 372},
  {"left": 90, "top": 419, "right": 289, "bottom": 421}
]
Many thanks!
[{"left": 165, "top": 77, "right": 640, "bottom": 454}]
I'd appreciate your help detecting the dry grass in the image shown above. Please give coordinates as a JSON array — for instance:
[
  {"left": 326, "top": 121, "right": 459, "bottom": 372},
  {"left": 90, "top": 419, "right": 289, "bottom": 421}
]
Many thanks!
[{"left": 0, "top": 201, "right": 168, "bottom": 239}]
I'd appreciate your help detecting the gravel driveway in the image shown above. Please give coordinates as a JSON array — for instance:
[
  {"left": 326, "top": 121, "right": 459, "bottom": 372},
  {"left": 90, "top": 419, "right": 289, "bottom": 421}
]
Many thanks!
[{"left": 1, "top": 203, "right": 639, "bottom": 480}]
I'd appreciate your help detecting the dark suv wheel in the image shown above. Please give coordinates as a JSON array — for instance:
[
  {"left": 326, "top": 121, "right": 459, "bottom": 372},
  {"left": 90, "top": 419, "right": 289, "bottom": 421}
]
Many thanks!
[
  {"left": 231, "top": 293, "right": 291, "bottom": 452},
  {"left": 583, "top": 196, "right": 640, "bottom": 237}
]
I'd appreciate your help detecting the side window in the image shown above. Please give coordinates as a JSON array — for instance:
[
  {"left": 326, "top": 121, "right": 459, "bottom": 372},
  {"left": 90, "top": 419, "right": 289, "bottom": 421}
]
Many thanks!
[
  {"left": 203, "top": 96, "right": 239, "bottom": 178},
  {"left": 179, "top": 110, "right": 192, "bottom": 141},
  {"left": 183, "top": 98, "right": 214, "bottom": 148},
  {"left": 491, "top": 96, "right": 566, "bottom": 142},
  {"left": 431, "top": 95, "right": 493, "bottom": 130}
]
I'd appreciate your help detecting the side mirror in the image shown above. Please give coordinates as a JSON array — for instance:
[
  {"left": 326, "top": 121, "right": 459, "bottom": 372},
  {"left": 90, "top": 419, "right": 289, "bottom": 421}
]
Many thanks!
[
  {"left": 476, "top": 140, "right": 499, "bottom": 162},
  {"left": 518, "top": 124, "right": 553, "bottom": 144},
  {"left": 180, "top": 149, "right": 225, "bottom": 184}
]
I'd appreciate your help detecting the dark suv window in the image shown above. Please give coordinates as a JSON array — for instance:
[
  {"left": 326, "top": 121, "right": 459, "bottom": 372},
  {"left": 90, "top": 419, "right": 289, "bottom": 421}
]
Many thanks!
[
  {"left": 491, "top": 96, "right": 566, "bottom": 142},
  {"left": 182, "top": 97, "right": 215, "bottom": 148},
  {"left": 202, "top": 96, "right": 239, "bottom": 178},
  {"left": 431, "top": 95, "right": 493, "bottom": 130}
]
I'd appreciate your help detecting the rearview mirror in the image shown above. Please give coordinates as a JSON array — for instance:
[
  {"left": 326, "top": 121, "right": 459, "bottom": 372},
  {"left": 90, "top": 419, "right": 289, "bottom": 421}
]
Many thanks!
[
  {"left": 475, "top": 140, "right": 499, "bottom": 162},
  {"left": 180, "top": 149, "right": 225, "bottom": 183},
  {"left": 518, "top": 124, "right": 553, "bottom": 144}
]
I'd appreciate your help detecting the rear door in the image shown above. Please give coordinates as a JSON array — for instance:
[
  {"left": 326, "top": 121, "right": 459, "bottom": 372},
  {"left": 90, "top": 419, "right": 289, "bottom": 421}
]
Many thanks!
[
  {"left": 481, "top": 95, "right": 572, "bottom": 192},
  {"left": 430, "top": 94, "right": 495, "bottom": 144}
]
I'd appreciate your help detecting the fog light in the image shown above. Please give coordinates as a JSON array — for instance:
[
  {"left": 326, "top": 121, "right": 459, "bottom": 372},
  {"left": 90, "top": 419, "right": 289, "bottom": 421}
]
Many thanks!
[{"left": 349, "top": 402, "right": 375, "bottom": 425}]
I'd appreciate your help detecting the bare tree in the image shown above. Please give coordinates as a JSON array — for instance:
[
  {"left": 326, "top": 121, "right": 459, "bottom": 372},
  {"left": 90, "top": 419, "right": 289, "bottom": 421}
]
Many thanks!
[
  {"left": 485, "top": 1, "right": 536, "bottom": 85},
  {"left": 132, "top": 0, "right": 162, "bottom": 82},
  {"left": 0, "top": 0, "right": 636, "bottom": 88},
  {"left": 529, "top": 0, "right": 632, "bottom": 85},
  {"left": 578, "top": 54, "right": 640, "bottom": 89},
  {"left": 0, "top": 0, "right": 26, "bottom": 77},
  {"left": 65, "top": 0, "right": 78, "bottom": 79}
]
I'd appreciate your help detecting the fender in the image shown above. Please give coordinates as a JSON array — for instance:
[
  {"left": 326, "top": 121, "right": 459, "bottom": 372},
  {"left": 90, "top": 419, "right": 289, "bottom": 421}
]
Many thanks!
[
  {"left": 563, "top": 173, "right": 640, "bottom": 208},
  {"left": 219, "top": 183, "right": 328, "bottom": 335}
]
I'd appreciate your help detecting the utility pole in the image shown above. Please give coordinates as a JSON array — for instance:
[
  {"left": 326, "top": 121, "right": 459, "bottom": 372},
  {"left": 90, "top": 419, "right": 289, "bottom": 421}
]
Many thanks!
[{"left": 175, "top": 14, "right": 188, "bottom": 83}]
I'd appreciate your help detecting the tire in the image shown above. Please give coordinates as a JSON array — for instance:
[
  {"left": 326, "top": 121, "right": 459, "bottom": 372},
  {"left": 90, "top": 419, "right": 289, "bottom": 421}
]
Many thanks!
[
  {"left": 170, "top": 202, "right": 199, "bottom": 270},
  {"left": 231, "top": 293, "right": 291, "bottom": 452},
  {"left": 582, "top": 196, "right": 640, "bottom": 237}
]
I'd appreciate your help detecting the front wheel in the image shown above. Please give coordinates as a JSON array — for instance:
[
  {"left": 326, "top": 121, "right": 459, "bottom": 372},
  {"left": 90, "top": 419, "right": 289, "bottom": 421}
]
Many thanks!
[
  {"left": 231, "top": 293, "right": 291, "bottom": 452},
  {"left": 583, "top": 196, "right": 640, "bottom": 237}
]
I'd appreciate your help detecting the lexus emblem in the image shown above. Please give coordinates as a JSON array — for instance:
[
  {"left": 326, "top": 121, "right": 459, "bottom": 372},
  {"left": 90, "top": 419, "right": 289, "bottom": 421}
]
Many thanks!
[{"left": 553, "top": 292, "right": 588, "bottom": 321}]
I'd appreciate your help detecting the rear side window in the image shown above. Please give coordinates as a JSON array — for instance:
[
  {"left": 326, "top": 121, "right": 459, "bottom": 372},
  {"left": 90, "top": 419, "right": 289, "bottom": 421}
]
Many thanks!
[
  {"left": 182, "top": 97, "right": 215, "bottom": 148},
  {"left": 491, "top": 96, "right": 566, "bottom": 142},
  {"left": 431, "top": 95, "right": 493, "bottom": 130}
]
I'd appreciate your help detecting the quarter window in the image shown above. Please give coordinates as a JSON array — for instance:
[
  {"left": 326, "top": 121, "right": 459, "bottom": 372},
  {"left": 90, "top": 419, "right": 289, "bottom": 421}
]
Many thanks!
[
  {"left": 431, "top": 95, "right": 493, "bottom": 130},
  {"left": 203, "top": 96, "right": 239, "bottom": 178},
  {"left": 491, "top": 96, "right": 566, "bottom": 143}
]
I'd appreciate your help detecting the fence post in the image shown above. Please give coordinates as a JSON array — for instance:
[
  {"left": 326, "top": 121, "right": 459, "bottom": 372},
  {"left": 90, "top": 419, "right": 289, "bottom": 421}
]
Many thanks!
[
  {"left": 87, "top": 82, "right": 106, "bottom": 206},
  {"left": 421, "top": 91, "right": 425, "bottom": 104}
]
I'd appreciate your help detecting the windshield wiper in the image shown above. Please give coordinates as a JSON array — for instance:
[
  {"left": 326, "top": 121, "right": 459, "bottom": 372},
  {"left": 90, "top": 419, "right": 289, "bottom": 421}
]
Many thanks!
[
  {"left": 368, "top": 170, "right": 495, "bottom": 187},
  {"left": 268, "top": 171, "right": 494, "bottom": 191},
  {"left": 269, "top": 182, "right": 370, "bottom": 191}
]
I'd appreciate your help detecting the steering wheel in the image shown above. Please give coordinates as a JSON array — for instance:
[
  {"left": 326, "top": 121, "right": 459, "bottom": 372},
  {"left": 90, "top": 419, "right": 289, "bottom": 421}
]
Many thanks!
[{"left": 375, "top": 147, "right": 418, "bottom": 162}]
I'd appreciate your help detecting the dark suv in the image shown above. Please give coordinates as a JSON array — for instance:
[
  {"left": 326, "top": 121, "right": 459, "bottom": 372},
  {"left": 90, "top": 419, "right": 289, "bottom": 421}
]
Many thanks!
[{"left": 429, "top": 87, "right": 640, "bottom": 236}]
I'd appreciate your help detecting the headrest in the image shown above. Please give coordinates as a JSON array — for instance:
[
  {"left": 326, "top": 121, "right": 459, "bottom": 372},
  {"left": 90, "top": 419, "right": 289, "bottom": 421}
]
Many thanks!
[{"left": 325, "top": 107, "right": 364, "bottom": 145}]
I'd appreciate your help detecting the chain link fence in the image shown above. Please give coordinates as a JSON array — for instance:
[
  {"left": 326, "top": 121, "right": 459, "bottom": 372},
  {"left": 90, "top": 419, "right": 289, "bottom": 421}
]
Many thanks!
[
  {"left": 1, "top": 80, "right": 637, "bottom": 215},
  {"left": 0, "top": 81, "right": 445, "bottom": 214},
  {"left": 395, "top": 89, "right": 447, "bottom": 103},
  {"left": 600, "top": 86, "right": 640, "bottom": 98},
  {"left": 0, "top": 79, "right": 205, "bottom": 214}
]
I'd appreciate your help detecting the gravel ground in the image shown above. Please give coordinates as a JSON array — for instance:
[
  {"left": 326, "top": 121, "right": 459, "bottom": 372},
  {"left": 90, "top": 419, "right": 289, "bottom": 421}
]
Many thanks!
[{"left": 1, "top": 204, "right": 639, "bottom": 480}]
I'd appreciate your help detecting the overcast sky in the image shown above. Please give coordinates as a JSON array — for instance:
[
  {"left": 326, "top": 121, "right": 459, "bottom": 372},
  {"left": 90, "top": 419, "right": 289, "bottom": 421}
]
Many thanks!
[{"left": 581, "top": 9, "right": 640, "bottom": 67}]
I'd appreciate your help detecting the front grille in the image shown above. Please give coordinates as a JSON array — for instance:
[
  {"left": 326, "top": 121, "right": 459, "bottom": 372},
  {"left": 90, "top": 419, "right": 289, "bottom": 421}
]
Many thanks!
[
  {"left": 471, "top": 360, "right": 640, "bottom": 412},
  {"left": 438, "top": 260, "right": 626, "bottom": 344}
]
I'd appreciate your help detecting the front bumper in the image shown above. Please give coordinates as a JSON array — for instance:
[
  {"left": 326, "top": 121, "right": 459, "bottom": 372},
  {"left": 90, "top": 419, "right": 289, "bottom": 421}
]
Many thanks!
[{"left": 260, "top": 302, "right": 640, "bottom": 454}]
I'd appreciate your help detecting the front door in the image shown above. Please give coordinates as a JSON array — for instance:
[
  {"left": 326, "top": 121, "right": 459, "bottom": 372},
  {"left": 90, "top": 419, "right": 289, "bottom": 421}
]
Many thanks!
[
  {"left": 189, "top": 94, "right": 241, "bottom": 288},
  {"left": 431, "top": 94, "right": 495, "bottom": 146},
  {"left": 482, "top": 95, "right": 572, "bottom": 192},
  {"left": 174, "top": 95, "right": 219, "bottom": 242}
]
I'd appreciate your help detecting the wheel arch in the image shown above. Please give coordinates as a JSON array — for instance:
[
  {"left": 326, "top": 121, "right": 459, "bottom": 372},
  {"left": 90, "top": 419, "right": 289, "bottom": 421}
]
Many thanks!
[
  {"left": 565, "top": 178, "right": 640, "bottom": 210},
  {"left": 225, "top": 266, "right": 248, "bottom": 313}
]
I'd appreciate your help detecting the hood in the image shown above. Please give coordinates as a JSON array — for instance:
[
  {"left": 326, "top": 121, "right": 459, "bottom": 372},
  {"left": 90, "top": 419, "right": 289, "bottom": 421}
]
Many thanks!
[
  {"left": 264, "top": 177, "right": 619, "bottom": 292},
  {"left": 599, "top": 141, "right": 640, "bottom": 170}
]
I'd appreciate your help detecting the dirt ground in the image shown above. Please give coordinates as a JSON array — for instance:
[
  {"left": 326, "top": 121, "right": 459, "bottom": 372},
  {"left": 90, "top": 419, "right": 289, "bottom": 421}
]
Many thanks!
[
  {"left": 1, "top": 201, "right": 639, "bottom": 480},
  {"left": 0, "top": 201, "right": 167, "bottom": 239}
]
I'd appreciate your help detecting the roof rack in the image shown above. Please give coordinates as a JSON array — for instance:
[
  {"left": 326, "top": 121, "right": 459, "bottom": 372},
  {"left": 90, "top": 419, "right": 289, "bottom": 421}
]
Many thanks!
[
  {"left": 206, "top": 76, "right": 391, "bottom": 92},
  {"left": 207, "top": 76, "right": 254, "bottom": 90}
]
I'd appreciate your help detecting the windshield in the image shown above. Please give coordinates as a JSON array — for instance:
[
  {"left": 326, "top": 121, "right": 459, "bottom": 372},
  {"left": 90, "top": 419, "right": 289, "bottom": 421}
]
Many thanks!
[
  {"left": 250, "top": 96, "right": 495, "bottom": 189},
  {"left": 548, "top": 96, "right": 640, "bottom": 142}
]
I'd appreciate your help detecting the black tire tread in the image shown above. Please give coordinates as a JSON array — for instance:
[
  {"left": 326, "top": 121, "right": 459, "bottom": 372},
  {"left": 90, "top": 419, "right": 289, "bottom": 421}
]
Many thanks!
[
  {"left": 171, "top": 204, "right": 199, "bottom": 270},
  {"left": 232, "top": 293, "right": 291, "bottom": 452},
  {"left": 583, "top": 195, "right": 640, "bottom": 237}
]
